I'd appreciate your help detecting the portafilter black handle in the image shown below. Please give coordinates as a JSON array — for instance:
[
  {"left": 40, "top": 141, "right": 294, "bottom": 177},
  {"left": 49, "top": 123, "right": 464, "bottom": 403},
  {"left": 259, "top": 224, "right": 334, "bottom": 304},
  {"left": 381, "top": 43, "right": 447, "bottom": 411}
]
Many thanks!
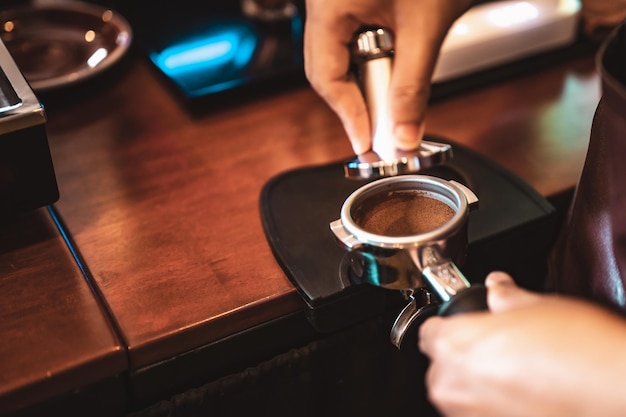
[{"left": 438, "top": 284, "right": 488, "bottom": 316}]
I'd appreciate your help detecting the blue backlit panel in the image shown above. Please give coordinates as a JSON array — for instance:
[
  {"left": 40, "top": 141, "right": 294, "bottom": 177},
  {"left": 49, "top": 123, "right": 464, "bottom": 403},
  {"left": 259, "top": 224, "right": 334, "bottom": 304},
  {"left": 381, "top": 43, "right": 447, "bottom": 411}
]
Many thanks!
[
  {"left": 121, "top": 0, "right": 307, "bottom": 105},
  {"left": 150, "top": 23, "right": 260, "bottom": 97}
]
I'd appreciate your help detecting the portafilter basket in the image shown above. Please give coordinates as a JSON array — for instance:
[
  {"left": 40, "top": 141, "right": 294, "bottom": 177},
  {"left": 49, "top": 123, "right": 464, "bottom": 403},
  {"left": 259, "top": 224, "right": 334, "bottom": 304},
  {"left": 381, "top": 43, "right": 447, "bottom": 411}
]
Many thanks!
[{"left": 330, "top": 175, "right": 488, "bottom": 349}]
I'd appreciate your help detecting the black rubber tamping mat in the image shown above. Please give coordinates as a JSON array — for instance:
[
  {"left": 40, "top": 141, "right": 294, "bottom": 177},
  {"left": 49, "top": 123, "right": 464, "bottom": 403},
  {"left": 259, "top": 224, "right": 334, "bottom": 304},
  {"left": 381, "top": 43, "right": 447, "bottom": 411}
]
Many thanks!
[{"left": 260, "top": 139, "right": 558, "bottom": 333}]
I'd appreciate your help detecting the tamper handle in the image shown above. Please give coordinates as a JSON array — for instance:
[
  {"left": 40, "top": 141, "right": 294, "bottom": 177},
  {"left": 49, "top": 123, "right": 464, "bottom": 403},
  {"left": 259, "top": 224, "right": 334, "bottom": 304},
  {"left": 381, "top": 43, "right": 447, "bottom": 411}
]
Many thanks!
[
  {"left": 346, "top": 27, "right": 454, "bottom": 179},
  {"left": 353, "top": 27, "right": 394, "bottom": 60},
  {"left": 438, "top": 284, "right": 488, "bottom": 316},
  {"left": 353, "top": 28, "right": 397, "bottom": 160}
]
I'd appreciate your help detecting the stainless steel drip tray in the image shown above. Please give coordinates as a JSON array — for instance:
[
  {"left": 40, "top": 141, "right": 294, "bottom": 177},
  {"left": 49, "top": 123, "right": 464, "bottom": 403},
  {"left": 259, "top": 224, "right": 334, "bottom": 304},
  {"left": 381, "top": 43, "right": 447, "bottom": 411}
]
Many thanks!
[{"left": 260, "top": 138, "right": 558, "bottom": 333}]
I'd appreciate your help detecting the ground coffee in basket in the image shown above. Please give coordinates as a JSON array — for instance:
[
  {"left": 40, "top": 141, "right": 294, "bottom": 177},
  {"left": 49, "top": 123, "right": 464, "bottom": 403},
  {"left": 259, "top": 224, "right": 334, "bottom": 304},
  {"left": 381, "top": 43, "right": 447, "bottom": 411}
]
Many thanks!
[{"left": 352, "top": 190, "right": 455, "bottom": 236}]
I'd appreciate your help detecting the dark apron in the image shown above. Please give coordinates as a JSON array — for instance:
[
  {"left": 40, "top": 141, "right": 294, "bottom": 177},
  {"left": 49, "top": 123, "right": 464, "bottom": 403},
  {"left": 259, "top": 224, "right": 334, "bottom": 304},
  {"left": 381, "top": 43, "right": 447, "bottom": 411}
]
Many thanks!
[{"left": 548, "top": 19, "right": 626, "bottom": 312}]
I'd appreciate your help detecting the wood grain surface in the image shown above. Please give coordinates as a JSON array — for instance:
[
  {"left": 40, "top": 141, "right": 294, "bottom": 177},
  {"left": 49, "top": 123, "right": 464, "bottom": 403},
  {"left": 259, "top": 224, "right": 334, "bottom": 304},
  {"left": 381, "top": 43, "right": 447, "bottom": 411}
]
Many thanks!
[
  {"left": 45, "top": 52, "right": 599, "bottom": 369},
  {"left": 0, "top": 46, "right": 601, "bottom": 413},
  {"left": 0, "top": 208, "right": 126, "bottom": 415}
]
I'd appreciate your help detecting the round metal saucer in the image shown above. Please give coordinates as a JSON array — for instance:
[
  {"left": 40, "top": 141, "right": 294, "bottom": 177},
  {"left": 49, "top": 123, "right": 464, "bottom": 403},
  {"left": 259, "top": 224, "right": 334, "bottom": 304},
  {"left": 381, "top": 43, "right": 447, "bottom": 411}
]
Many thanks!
[{"left": 0, "top": 0, "right": 133, "bottom": 93}]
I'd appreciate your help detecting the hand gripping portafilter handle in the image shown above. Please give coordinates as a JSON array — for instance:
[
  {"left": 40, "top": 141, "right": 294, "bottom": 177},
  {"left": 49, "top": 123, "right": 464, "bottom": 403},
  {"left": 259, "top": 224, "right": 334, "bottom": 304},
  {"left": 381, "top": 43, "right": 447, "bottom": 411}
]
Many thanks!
[
  {"left": 391, "top": 285, "right": 488, "bottom": 350},
  {"left": 391, "top": 257, "right": 488, "bottom": 350}
]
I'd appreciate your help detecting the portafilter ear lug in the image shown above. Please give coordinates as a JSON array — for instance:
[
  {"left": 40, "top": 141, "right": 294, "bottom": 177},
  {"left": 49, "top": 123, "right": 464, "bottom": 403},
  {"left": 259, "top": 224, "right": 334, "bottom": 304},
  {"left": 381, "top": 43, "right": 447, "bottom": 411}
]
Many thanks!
[
  {"left": 329, "top": 219, "right": 362, "bottom": 249},
  {"left": 449, "top": 180, "right": 479, "bottom": 209}
]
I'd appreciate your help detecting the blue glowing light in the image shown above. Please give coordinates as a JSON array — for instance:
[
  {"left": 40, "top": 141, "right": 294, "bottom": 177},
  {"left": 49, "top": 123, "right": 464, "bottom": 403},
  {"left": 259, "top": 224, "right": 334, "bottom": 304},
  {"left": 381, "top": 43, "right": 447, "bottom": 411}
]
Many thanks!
[
  {"left": 161, "top": 39, "right": 235, "bottom": 70},
  {"left": 362, "top": 252, "right": 381, "bottom": 286},
  {"left": 150, "top": 24, "right": 259, "bottom": 96}
]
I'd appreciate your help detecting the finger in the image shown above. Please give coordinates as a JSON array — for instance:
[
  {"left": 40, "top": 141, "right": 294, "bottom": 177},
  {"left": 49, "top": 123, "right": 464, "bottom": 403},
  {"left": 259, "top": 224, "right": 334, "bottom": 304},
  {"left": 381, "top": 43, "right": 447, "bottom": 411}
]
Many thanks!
[
  {"left": 388, "top": 28, "right": 433, "bottom": 150},
  {"left": 418, "top": 315, "right": 446, "bottom": 356},
  {"left": 304, "top": 9, "right": 372, "bottom": 154},
  {"left": 485, "top": 271, "right": 542, "bottom": 313},
  {"left": 388, "top": 3, "right": 452, "bottom": 150},
  {"left": 389, "top": 0, "right": 474, "bottom": 150},
  {"left": 320, "top": 78, "right": 371, "bottom": 155}
]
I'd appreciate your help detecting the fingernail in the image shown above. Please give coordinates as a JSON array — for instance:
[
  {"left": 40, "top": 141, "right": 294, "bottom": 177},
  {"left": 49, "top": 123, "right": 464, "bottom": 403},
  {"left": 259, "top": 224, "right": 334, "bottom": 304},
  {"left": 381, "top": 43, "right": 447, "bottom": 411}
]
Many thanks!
[
  {"left": 485, "top": 271, "right": 514, "bottom": 288},
  {"left": 394, "top": 123, "right": 423, "bottom": 150},
  {"left": 352, "top": 141, "right": 368, "bottom": 155}
]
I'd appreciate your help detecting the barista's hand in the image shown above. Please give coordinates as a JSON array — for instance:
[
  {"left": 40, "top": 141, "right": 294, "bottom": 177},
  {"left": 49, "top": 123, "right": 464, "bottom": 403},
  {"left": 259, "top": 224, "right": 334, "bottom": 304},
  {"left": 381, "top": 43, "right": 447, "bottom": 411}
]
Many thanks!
[
  {"left": 303, "top": 0, "right": 471, "bottom": 155},
  {"left": 419, "top": 271, "right": 626, "bottom": 417}
]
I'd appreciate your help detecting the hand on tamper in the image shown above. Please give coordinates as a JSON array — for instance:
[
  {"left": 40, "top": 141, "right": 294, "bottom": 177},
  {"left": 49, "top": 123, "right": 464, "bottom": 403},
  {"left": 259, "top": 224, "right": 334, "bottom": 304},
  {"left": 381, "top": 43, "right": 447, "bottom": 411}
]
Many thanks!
[{"left": 345, "top": 27, "right": 452, "bottom": 179}]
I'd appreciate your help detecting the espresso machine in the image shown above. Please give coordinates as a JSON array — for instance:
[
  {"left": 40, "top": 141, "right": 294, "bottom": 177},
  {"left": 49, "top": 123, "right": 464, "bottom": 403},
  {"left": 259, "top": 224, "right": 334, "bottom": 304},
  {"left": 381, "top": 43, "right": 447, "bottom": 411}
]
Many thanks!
[{"left": 0, "top": 37, "right": 58, "bottom": 215}]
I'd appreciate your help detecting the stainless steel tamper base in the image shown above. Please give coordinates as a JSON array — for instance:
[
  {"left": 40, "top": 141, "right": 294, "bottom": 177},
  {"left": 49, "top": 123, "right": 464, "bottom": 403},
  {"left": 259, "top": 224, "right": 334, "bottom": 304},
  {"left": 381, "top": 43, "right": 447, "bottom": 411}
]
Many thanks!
[
  {"left": 347, "top": 27, "right": 454, "bottom": 179},
  {"left": 344, "top": 139, "right": 453, "bottom": 179}
]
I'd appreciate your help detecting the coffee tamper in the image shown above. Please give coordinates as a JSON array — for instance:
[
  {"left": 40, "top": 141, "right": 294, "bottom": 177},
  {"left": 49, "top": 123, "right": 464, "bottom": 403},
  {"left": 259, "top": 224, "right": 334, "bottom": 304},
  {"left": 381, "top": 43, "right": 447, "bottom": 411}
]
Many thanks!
[
  {"left": 345, "top": 27, "right": 453, "bottom": 179},
  {"left": 336, "top": 28, "right": 489, "bottom": 349}
]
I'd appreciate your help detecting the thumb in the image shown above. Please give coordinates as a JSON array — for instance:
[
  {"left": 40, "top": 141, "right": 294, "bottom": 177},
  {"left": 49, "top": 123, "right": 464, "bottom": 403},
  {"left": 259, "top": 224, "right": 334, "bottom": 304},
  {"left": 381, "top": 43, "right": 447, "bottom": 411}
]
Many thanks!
[
  {"left": 485, "top": 271, "right": 541, "bottom": 313},
  {"left": 387, "top": 28, "right": 435, "bottom": 151}
]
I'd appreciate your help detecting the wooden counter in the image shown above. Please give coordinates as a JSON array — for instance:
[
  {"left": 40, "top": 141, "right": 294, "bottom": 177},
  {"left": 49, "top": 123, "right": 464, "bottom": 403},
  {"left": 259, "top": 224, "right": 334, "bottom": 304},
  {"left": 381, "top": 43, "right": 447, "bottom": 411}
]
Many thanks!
[
  {"left": 0, "top": 208, "right": 126, "bottom": 416},
  {"left": 0, "top": 45, "right": 601, "bottom": 415}
]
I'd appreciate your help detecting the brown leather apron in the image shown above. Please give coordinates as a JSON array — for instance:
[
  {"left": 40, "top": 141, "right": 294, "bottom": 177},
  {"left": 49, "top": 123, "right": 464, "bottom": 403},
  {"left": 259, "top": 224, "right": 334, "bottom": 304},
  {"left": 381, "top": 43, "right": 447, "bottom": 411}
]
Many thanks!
[{"left": 548, "top": 19, "right": 626, "bottom": 312}]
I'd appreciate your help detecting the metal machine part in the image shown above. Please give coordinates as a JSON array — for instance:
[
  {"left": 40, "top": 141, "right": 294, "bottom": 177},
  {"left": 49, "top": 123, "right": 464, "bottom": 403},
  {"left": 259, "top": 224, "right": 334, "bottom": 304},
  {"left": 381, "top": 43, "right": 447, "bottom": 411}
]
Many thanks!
[{"left": 0, "top": 37, "right": 58, "bottom": 214}]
